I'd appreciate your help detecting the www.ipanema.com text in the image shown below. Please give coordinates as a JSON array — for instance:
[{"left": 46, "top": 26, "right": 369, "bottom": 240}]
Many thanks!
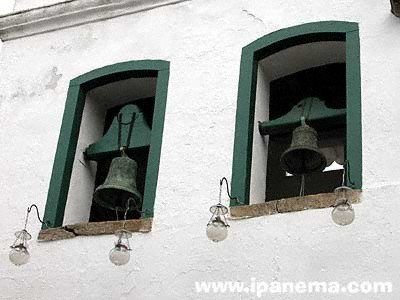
[{"left": 195, "top": 279, "right": 392, "bottom": 297}]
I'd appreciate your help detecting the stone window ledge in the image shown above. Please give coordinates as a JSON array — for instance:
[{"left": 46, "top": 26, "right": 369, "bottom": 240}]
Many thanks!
[
  {"left": 229, "top": 191, "right": 361, "bottom": 220},
  {"left": 38, "top": 218, "right": 152, "bottom": 242}
]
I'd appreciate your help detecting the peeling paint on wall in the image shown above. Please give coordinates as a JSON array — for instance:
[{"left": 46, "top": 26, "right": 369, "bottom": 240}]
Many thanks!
[{"left": 45, "top": 66, "right": 62, "bottom": 90}]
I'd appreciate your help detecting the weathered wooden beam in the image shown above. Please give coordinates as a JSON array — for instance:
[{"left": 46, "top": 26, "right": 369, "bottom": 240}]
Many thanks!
[
  {"left": 230, "top": 191, "right": 361, "bottom": 219},
  {"left": 38, "top": 218, "right": 152, "bottom": 241}
]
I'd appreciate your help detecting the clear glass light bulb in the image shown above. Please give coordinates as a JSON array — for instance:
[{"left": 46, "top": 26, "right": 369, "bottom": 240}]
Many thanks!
[
  {"left": 109, "top": 245, "right": 130, "bottom": 266},
  {"left": 206, "top": 218, "right": 228, "bottom": 242},
  {"left": 331, "top": 186, "right": 355, "bottom": 226},
  {"left": 9, "top": 245, "right": 30, "bottom": 266},
  {"left": 331, "top": 202, "right": 355, "bottom": 226}
]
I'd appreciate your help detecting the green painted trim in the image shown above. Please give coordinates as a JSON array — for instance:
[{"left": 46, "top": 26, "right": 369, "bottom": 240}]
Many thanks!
[
  {"left": 85, "top": 104, "right": 152, "bottom": 161},
  {"left": 71, "top": 60, "right": 169, "bottom": 86},
  {"left": 345, "top": 30, "right": 362, "bottom": 189},
  {"left": 259, "top": 97, "right": 346, "bottom": 136},
  {"left": 142, "top": 68, "right": 170, "bottom": 218},
  {"left": 43, "top": 60, "right": 170, "bottom": 228},
  {"left": 231, "top": 21, "right": 362, "bottom": 206},
  {"left": 231, "top": 48, "right": 257, "bottom": 206},
  {"left": 43, "top": 86, "right": 85, "bottom": 227},
  {"left": 245, "top": 21, "right": 357, "bottom": 58}
]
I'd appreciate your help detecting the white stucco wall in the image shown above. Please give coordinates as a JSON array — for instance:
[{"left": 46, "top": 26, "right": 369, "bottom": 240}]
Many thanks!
[
  {"left": 250, "top": 65, "right": 269, "bottom": 204},
  {"left": 0, "top": 0, "right": 400, "bottom": 299},
  {"left": 14, "top": 0, "right": 61, "bottom": 11},
  {"left": 62, "top": 92, "right": 104, "bottom": 225},
  {"left": 0, "top": 0, "right": 14, "bottom": 16}
]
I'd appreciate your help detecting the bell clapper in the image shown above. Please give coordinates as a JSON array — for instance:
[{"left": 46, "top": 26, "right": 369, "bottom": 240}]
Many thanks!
[
  {"left": 298, "top": 117, "right": 307, "bottom": 197},
  {"left": 299, "top": 174, "right": 305, "bottom": 197},
  {"left": 120, "top": 146, "right": 127, "bottom": 157}
]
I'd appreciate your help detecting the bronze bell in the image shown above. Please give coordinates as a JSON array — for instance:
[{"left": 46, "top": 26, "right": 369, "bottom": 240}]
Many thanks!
[
  {"left": 93, "top": 152, "right": 142, "bottom": 211},
  {"left": 280, "top": 121, "right": 327, "bottom": 176}
]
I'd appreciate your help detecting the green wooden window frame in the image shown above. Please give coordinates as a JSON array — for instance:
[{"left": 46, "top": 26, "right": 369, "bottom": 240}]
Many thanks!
[
  {"left": 230, "top": 21, "right": 362, "bottom": 206},
  {"left": 43, "top": 60, "right": 170, "bottom": 228}
]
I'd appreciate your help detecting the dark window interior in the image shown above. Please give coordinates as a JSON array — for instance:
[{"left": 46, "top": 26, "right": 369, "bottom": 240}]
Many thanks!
[
  {"left": 266, "top": 63, "right": 346, "bottom": 201},
  {"left": 89, "top": 97, "right": 155, "bottom": 222}
]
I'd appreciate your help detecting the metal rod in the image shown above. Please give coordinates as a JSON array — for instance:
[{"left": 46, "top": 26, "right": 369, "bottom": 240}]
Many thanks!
[
  {"left": 299, "top": 98, "right": 314, "bottom": 124},
  {"left": 219, "top": 177, "right": 243, "bottom": 205},
  {"left": 307, "top": 98, "right": 314, "bottom": 120},
  {"left": 299, "top": 175, "right": 305, "bottom": 197},
  {"left": 24, "top": 204, "right": 48, "bottom": 230},
  {"left": 117, "top": 112, "right": 137, "bottom": 150},
  {"left": 220, "top": 177, "right": 233, "bottom": 201},
  {"left": 125, "top": 113, "right": 136, "bottom": 149},
  {"left": 118, "top": 114, "right": 122, "bottom": 150},
  {"left": 341, "top": 162, "right": 346, "bottom": 186},
  {"left": 122, "top": 198, "right": 135, "bottom": 228},
  {"left": 120, "top": 197, "right": 150, "bottom": 223},
  {"left": 208, "top": 208, "right": 218, "bottom": 225},
  {"left": 115, "top": 207, "right": 119, "bottom": 222}
]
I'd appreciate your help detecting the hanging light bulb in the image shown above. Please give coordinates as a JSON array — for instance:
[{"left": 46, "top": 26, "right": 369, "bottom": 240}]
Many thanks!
[
  {"left": 331, "top": 186, "right": 355, "bottom": 226},
  {"left": 9, "top": 230, "right": 31, "bottom": 266},
  {"left": 109, "top": 197, "right": 139, "bottom": 266},
  {"left": 207, "top": 204, "right": 229, "bottom": 242},
  {"left": 109, "top": 229, "right": 132, "bottom": 266},
  {"left": 331, "top": 161, "right": 355, "bottom": 226},
  {"left": 206, "top": 177, "right": 239, "bottom": 243},
  {"left": 9, "top": 204, "right": 48, "bottom": 266}
]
